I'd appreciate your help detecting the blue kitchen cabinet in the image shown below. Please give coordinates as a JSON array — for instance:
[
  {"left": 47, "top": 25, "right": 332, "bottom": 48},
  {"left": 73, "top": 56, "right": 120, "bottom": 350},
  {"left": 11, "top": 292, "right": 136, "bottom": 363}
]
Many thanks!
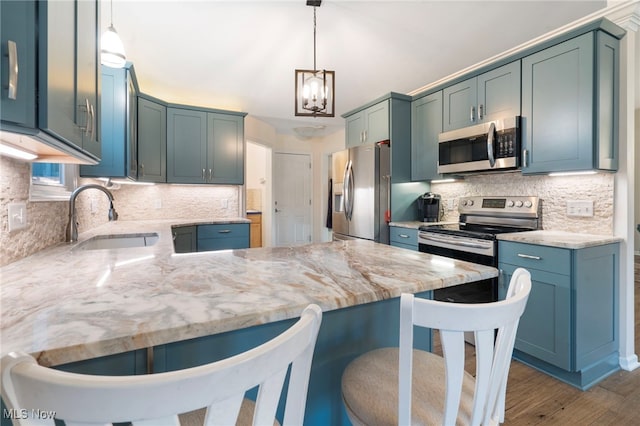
[
  {"left": 345, "top": 99, "right": 389, "bottom": 148},
  {"left": 167, "top": 106, "right": 246, "bottom": 184},
  {"left": 498, "top": 240, "right": 619, "bottom": 390},
  {"left": 411, "top": 91, "right": 443, "bottom": 181},
  {"left": 0, "top": 0, "right": 37, "bottom": 129},
  {"left": 207, "top": 112, "right": 245, "bottom": 184},
  {"left": 443, "top": 61, "right": 521, "bottom": 132},
  {"left": 81, "top": 65, "right": 138, "bottom": 178},
  {"left": 197, "top": 223, "right": 250, "bottom": 252},
  {"left": 137, "top": 95, "right": 167, "bottom": 182},
  {"left": 389, "top": 226, "right": 418, "bottom": 251},
  {"left": 521, "top": 31, "right": 619, "bottom": 174},
  {"left": 172, "top": 225, "right": 197, "bottom": 254},
  {"left": 167, "top": 107, "right": 208, "bottom": 183},
  {"left": 38, "top": 0, "right": 101, "bottom": 158}
]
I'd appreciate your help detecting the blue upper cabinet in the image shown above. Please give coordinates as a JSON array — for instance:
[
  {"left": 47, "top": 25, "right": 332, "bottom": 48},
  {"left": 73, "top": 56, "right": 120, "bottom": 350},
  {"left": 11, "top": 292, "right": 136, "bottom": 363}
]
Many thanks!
[
  {"left": 521, "top": 31, "right": 619, "bottom": 174},
  {"left": 167, "top": 106, "right": 245, "bottom": 185},
  {"left": 344, "top": 100, "right": 389, "bottom": 148},
  {"left": 443, "top": 61, "right": 521, "bottom": 131},
  {"left": 137, "top": 95, "right": 167, "bottom": 183},
  {"left": 411, "top": 91, "right": 443, "bottom": 181},
  {"left": 81, "top": 65, "right": 138, "bottom": 178},
  {"left": 38, "top": 0, "right": 101, "bottom": 159},
  {"left": 0, "top": 0, "right": 37, "bottom": 129}
]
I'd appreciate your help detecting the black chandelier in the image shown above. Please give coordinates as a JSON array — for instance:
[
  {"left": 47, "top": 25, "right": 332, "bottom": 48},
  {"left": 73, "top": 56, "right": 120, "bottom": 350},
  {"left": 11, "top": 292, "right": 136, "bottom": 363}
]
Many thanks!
[{"left": 294, "top": 0, "right": 335, "bottom": 117}]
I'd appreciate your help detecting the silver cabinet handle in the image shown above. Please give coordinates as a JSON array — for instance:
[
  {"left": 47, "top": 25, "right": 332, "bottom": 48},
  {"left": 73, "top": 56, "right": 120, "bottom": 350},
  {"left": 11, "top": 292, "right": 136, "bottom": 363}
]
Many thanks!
[
  {"left": 399, "top": 234, "right": 409, "bottom": 239},
  {"left": 84, "top": 98, "right": 91, "bottom": 136},
  {"left": 208, "top": 168, "right": 212, "bottom": 181},
  {"left": 478, "top": 104, "right": 484, "bottom": 120},
  {"left": 470, "top": 106, "right": 475, "bottom": 122},
  {"left": 202, "top": 168, "right": 205, "bottom": 180},
  {"left": 487, "top": 122, "right": 496, "bottom": 168},
  {"left": 7, "top": 40, "right": 18, "bottom": 100},
  {"left": 89, "top": 103, "right": 96, "bottom": 141},
  {"left": 140, "top": 163, "right": 145, "bottom": 177},
  {"left": 218, "top": 229, "right": 231, "bottom": 234},
  {"left": 522, "top": 149, "right": 528, "bottom": 168},
  {"left": 517, "top": 253, "right": 541, "bottom": 260},
  {"left": 363, "top": 130, "right": 367, "bottom": 143}
]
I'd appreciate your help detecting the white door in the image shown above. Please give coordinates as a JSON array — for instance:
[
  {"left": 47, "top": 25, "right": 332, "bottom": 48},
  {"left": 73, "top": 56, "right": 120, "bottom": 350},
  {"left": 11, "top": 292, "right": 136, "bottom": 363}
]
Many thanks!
[{"left": 273, "top": 153, "right": 312, "bottom": 246}]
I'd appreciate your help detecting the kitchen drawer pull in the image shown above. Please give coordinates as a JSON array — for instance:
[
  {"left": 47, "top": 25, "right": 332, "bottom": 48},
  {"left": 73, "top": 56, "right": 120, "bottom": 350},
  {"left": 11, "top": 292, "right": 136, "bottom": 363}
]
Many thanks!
[
  {"left": 7, "top": 40, "right": 18, "bottom": 100},
  {"left": 218, "top": 230, "right": 231, "bottom": 234},
  {"left": 517, "top": 253, "right": 541, "bottom": 260},
  {"left": 470, "top": 106, "right": 475, "bottom": 122},
  {"left": 202, "top": 169, "right": 206, "bottom": 180},
  {"left": 399, "top": 234, "right": 410, "bottom": 238}
]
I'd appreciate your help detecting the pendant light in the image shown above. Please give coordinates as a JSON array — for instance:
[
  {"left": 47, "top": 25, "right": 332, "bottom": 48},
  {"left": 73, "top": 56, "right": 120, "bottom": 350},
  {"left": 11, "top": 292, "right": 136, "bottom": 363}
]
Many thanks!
[
  {"left": 295, "top": 0, "right": 335, "bottom": 117},
  {"left": 101, "top": 0, "right": 126, "bottom": 68}
]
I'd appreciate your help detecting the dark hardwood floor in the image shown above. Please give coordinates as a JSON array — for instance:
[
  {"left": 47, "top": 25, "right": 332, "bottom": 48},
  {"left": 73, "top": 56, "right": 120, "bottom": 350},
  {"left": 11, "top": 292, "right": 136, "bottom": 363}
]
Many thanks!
[{"left": 432, "top": 256, "right": 640, "bottom": 424}]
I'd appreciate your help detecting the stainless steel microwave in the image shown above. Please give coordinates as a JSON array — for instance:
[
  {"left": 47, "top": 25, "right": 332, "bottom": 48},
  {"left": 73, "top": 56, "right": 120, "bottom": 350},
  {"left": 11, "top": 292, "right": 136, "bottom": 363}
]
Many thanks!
[{"left": 437, "top": 116, "right": 520, "bottom": 174}]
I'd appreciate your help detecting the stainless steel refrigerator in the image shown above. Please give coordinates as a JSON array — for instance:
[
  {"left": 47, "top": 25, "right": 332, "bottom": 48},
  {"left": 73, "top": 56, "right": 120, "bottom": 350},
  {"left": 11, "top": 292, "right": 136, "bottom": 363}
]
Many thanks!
[{"left": 331, "top": 142, "right": 390, "bottom": 243}]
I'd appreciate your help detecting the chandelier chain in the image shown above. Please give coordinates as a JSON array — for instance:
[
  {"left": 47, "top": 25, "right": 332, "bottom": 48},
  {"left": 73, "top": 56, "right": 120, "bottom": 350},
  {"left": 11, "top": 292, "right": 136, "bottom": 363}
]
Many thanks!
[{"left": 313, "top": 7, "right": 317, "bottom": 71}]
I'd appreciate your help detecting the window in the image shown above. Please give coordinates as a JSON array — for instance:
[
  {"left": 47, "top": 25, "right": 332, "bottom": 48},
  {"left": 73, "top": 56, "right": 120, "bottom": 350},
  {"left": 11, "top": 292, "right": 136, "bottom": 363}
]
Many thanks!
[{"left": 30, "top": 163, "right": 77, "bottom": 201}]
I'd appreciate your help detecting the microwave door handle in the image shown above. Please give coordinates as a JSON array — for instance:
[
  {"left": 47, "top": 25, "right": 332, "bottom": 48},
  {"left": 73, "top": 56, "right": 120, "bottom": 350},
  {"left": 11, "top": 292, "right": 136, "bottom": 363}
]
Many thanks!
[{"left": 487, "top": 122, "right": 496, "bottom": 168}]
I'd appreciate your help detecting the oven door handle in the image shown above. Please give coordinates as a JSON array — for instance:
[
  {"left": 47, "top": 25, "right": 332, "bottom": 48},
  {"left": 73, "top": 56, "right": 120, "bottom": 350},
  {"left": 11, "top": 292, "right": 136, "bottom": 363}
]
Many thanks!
[{"left": 420, "top": 234, "right": 489, "bottom": 249}]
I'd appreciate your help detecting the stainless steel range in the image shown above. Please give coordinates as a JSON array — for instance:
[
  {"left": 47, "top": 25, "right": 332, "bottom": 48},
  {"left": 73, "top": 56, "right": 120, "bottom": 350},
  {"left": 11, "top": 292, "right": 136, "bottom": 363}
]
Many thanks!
[{"left": 418, "top": 196, "right": 540, "bottom": 303}]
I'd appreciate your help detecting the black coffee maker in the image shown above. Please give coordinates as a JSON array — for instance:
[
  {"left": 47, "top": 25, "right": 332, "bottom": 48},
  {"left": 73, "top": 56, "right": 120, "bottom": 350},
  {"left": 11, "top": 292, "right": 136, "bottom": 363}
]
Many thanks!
[{"left": 418, "top": 192, "right": 441, "bottom": 222}]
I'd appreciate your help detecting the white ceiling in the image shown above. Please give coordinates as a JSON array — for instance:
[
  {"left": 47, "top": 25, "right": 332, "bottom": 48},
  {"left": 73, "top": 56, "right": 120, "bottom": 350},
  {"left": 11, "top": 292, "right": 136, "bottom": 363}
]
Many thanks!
[{"left": 104, "top": 0, "right": 607, "bottom": 137}]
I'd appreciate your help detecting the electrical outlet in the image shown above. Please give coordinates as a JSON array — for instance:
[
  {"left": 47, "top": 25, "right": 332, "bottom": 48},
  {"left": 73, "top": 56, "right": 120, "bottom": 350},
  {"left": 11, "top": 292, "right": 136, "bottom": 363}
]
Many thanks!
[
  {"left": 567, "top": 200, "right": 594, "bottom": 217},
  {"left": 447, "top": 199, "right": 454, "bottom": 211},
  {"left": 8, "top": 203, "right": 27, "bottom": 231}
]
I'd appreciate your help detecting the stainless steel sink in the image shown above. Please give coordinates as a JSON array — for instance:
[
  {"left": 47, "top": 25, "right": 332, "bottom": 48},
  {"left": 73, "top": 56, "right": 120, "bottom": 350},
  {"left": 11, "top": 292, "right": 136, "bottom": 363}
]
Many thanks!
[{"left": 75, "top": 233, "right": 159, "bottom": 251}]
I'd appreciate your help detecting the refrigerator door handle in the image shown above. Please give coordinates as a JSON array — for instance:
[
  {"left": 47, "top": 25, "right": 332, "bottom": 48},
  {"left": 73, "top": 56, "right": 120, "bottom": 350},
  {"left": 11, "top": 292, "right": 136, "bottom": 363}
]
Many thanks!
[
  {"left": 347, "top": 161, "right": 355, "bottom": 221},
  {"left": 343, "top": 160, "right": 352, "bottom": 221}
]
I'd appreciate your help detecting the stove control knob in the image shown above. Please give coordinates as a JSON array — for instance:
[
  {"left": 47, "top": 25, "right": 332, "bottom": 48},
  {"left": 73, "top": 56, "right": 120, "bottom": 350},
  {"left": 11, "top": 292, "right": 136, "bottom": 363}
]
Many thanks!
[
  {"left": 461, "top": 200, "right": 468, "bottom": 207},
  {"left": 507, "top": 200, "right": 515, "bottom": 207},
  {"left": 467, "top": 200, "right": 474, "bottom": 206},
  {"left": 515, "top": 200, "right": 524, "bottom": 208},
  {"left": 524, "top": 200, "right": 533, "bottom": 208}
]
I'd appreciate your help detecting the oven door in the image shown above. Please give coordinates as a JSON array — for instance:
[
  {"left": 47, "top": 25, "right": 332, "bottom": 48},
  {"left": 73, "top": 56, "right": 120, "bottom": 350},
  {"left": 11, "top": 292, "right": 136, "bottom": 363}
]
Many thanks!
[{"left": 418, "top": 231, "right": 497, "bottom": 303}]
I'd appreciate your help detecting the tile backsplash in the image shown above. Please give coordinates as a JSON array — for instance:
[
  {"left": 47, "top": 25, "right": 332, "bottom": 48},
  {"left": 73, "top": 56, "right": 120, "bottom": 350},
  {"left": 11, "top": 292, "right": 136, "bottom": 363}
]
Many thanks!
[{"left": 432, "top": 172, "right": 614, "bottom": 235}]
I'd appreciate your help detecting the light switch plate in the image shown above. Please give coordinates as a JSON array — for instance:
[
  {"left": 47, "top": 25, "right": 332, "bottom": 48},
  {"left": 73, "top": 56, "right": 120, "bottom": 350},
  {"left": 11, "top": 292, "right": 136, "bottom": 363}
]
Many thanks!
[
  {"left": 567, "top": 200, "right": 594, "bottom": 217},
  {"left": 8, "top": 203, "right": 27, "bottom": 231}
]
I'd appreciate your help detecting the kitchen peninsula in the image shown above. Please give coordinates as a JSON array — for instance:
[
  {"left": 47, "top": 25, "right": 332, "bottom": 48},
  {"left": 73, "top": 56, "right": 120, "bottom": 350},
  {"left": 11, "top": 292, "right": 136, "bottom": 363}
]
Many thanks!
[{"left": 1, "top": 220, "right": 497, "bottom": 424}]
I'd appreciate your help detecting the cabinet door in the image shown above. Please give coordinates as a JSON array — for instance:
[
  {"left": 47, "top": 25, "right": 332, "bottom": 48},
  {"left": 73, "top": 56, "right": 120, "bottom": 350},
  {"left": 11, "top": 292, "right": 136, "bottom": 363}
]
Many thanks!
[
  {"left": 521, "top": 33, "right": 594, "bottom": 174},
  {"left": 477, "top": 61, "right": 521, "bottom": 123},
  {"left": 443, "top": 77, "right": 477, "bottom": 131},
  {"left": 76, "top": 0, "right": 100, "bottom": 157},
  {"left": 172, "top": 225, "right": 197, "bottom": 254},
  {"left": 345, "top": 112, "right": 364, "bottom": 148},
  {"left": 207, "top": 112, "right": 244, "bottom": 185},
  {"left": 0, "top": 0, "right": 37, "bottom": 128},
  {"left": 80, "top": 66, "right": 126, "bottom": 177},
  {"left": 167, "top": 108, "right": 207, "bottom": 183},
  {"left": 38, "top": 0, "right": 80, "bottom": 146},
  {"left": 364, "top": 100, "right": 389, "bottom": 144},
  {"left": 501, "top": 263, "right": 571, "bottom": 370},
  {"left": 411, "top": 91, "right": 442, "bottom": 181},
  {"left": 137, "top": 97, "right": 166, "bottom": 182}
]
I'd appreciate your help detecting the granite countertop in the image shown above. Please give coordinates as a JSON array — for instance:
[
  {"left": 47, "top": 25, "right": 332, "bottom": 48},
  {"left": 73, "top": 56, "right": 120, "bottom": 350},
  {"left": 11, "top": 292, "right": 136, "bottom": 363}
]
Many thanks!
[
  {"left": 389, "top": 221, "right": 458, "bottom": 230},
  {"left": 0, "top": 219, "right": 497, "bottom": 367},
  {"left": 497, "top": 230, "right": 623, "bottom": 249}
]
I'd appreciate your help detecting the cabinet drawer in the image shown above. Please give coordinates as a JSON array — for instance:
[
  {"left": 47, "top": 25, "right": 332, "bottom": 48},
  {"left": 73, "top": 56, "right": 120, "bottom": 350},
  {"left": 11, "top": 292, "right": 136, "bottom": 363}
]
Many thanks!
[
  {"left": 390, "top": 241, "right": 417, "bottom": 251},
  {"left": 499, "top": 241, "right": 570, "bottom": 275},
  {"left": 197, "top": 223, "right": 249, "bottom": 240},
  {"left": 389, "top": 227, "right": 418, "bottom": 248},
  {"left": 198, "top": 237, "right": 249, "bottom": 252}
]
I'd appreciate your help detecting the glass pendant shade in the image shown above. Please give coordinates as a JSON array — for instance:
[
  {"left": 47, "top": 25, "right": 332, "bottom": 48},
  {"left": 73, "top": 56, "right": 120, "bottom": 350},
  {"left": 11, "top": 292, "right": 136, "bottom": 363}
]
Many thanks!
[
  {"left": 295, "top": 69, "right": 335, "bottom": 117},
  {"left": 101, "top": 25, "right": 126, "bottom": 68}
]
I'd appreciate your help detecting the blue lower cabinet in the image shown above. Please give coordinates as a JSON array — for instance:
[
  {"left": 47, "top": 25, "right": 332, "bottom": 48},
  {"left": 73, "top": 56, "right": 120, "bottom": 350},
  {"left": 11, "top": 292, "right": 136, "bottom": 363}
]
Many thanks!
[
  {"left": 197, "top": 223, "right": 249, "bottom": 252},
  {"left": 389, "top": 226, "right": 418, "bottom": 251},
  {"left": 153, "top": 291, "right": 433, "bottom": 426},
  {"left": 498, "top": 241, "right": 619, "bottom": 390}
]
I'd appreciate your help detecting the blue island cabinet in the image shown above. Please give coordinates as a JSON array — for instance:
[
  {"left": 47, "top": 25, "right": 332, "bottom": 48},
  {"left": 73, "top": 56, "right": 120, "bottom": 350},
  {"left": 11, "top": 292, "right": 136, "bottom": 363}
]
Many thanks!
[{"left": 498, "top": 241, "right": 619, "bottom": 390}]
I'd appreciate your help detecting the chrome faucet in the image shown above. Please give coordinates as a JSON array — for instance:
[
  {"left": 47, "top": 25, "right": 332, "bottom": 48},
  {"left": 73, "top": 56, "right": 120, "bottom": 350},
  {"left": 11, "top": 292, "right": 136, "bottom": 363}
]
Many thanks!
[{"left": 67, "top": 184, "right": 118, "bottom": 243}]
